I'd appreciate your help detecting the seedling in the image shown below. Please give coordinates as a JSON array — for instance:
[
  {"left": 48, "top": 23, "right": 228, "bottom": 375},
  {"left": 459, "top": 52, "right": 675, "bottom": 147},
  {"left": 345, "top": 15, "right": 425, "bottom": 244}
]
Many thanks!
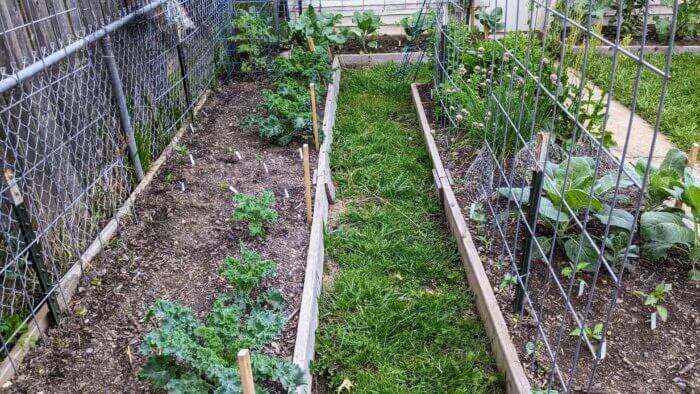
[
  {"left": 232, "top": 191, "right": 279, "bottom": 238},
  {"left": 569, "top": 322, "right": 603, "bottom": 342},
  {"left": 174, "top": 145, "right": 190, "bottom": 156},
  {"left": 634, "top": 282, "right": 672, "bottom": 322},
  {"left": 499, "top": 272, "right": 518, "bottom": 289},
  {"left": 469, "top": 202, "right": 487, "bottom": 223},
  {"left": 164, "top": 173, "right": 175, "bottom": 184},
  {"left": 561, "top": 261, "right": 590, "bottom": 280},
  {"left": 218, "top": 182, "right": 227, "bottom": 190},
  {"left": 525, "top": 340, "right": 543, "bottom": 358}
]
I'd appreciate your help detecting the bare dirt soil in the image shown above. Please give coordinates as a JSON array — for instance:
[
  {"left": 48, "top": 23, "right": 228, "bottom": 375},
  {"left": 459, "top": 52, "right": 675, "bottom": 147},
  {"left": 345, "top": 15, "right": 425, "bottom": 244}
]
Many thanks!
[
  {"left": 337, "top": 34, "right": 428, "bottom": 54},
  {"left": 10, "top": 77, "right": 317, "bottom": 393},
  {"left": 418, "top": 83, "right": 700, "bottom": 394}
]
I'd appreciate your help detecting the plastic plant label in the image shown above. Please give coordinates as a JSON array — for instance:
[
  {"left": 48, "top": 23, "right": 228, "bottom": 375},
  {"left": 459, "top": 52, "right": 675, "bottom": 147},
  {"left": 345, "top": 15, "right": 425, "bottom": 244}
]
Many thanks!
[
  {"left": 651, "top": 312, "right": 657, "bottom": 330},
  {"left": 578, "top": 281, "right": 585, "bottom": 297},
  {"left": 189, "top": 154, "right": 195, "bottom": 166}
]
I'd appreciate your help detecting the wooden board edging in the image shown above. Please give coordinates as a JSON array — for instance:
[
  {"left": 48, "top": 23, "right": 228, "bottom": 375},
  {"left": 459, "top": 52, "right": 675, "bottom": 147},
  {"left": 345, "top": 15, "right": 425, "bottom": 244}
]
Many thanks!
[
  {"left": 410, "top": 83, "right": 531, "bottom": 394},
  {"left": 0, "top": 91, "right": 211, "bottom": 387}
]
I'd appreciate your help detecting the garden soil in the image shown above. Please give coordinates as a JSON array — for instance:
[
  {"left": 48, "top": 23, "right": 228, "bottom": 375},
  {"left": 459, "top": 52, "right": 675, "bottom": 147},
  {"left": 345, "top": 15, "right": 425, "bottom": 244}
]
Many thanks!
[{"left": 10, "top": 77, "right": 317, "bottom": 393}]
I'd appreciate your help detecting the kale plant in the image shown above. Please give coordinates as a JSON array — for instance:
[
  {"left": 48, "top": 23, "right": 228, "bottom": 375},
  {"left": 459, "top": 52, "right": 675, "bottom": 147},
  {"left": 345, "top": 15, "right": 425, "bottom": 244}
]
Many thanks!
[
  {"left": 231, "top": 191, "right": 279, "bottom": 238},
  {"left": 230, "top": 5, "right": 273, "bottom": 72},
  {"left": 139, "top": 255, "right": 305, "bottom": 392},
  {"left": 351, "top": 10, "right": 381, "bottom": 51},
  {"left": 271, "top": 47, "right": 332, "bottom": 90},
  {"left": 655, "top": 0, "right": 699, "bottom": 40},
  {"left": 400, "top": 11, "right": 433, "bottom": 40},
  {"left": 243, "top": 81, "right": 314, "bottom": 145},
  {"left": 222, "top": 244, "right": 276, "bottom": 295}
]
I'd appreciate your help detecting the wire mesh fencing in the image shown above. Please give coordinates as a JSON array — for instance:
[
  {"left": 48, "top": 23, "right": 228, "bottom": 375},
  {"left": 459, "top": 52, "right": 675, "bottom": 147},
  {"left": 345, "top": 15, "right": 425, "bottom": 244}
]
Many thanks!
[
  {"left": 0, "top": 0, "right": 284, "bottom": 378},
  {"left": 429, "top": 0, "right": 686, "bottom": 391}
]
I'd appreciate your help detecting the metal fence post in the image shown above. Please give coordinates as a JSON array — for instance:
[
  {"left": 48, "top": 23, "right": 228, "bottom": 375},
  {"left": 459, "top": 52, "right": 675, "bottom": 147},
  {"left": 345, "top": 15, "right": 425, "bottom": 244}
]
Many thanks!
[
  {"left": 176, "top": 41, "right": 193, "bottom": 120},
  {"left": 3, "top": 170, "right": 61, "bottom": 323},
  {"left": 100, "top": 35, "right": 145, "bottom": 181}
]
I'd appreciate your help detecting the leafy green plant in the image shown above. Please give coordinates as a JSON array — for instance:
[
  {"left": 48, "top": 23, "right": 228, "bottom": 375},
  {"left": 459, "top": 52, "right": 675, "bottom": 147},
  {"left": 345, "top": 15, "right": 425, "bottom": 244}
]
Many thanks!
[
  {"left": 230, "top": 5, "right": 273, "bottom": 72},
  {"left": 243, "top": 81, "right": 315, "bottom": 145},
  {"left": 604, "top": 230, "right": 639, "bottom": 271},
  {"left": 0, "top": 313, "right": 27, "bottom": 346},
  {"left": 655, "top": 0, "right": 699, "bottom": 40},
  {"left": 139, "top": 256, "right": 305, "bottom": 392},
  {"left": 174, "top": 145, "right": 190, "bottom": 156},
  {"left": 476, "top": 7, "right": 504, "bottom": 36},
  {"left": 271, "top": 47, "right": 332, "bottom": 88},
  {"left": 232, "top": 191, "right": 279, "bottom": 238},
  {"left": 351, "top": 10, "right": 381, "bottom": 51},
  {"left": 636, "top": 148, "right": 688, "bottom": 210},
  {"left": 499, "top": 272, "right": 518, "bottom": 289},
  {"left": 610, "top": 0, "right": 647, "bottom": 36},
  {"left": 561, "top": 261, "right": 591, "bottom": 279},
  {"left": 289, "top": 5, "right": 348, "bottom": 48},
  {"left": 569, "top": 322, "right": 603, "bottom": 342},
  {"left": 400, "top": 11, "right": 434, "bottom": 40},
  {"left": 222, "top": 244, "right": 276, "bottom": 295},
  {"left": 633, "top": 282, "right": 672, "bottom": 322}
]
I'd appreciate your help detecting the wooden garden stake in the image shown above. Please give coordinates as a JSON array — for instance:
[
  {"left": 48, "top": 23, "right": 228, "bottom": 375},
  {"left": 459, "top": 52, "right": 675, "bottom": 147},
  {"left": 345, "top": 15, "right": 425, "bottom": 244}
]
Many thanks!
[
  {"left": 237, "top": 349, "right": 255, "bottom": 394},
  {"left": 310, "top": 83, "right": 320, "bottom": 151},
  {"left": 307, "top": 36, "right": 316, "bottom": 52},
  {"left": 303, "top": 144, "right": 312, "bottom": 224}
]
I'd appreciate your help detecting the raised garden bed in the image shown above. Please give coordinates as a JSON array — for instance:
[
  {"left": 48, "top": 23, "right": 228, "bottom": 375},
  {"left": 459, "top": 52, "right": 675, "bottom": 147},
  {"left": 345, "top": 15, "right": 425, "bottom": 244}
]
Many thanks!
[{"left": 413, "top": 82, "right": 700, "bottom": 393}]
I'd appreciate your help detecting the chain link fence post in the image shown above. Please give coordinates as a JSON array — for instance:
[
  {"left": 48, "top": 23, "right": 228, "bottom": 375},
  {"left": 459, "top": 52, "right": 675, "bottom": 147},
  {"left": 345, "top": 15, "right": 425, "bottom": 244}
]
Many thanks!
[
  {"left": 100, "top": 35, "right": 145, "bottom": 181},
  {"left": 2, "top": 170, "right": 61, "bottom": 324}
]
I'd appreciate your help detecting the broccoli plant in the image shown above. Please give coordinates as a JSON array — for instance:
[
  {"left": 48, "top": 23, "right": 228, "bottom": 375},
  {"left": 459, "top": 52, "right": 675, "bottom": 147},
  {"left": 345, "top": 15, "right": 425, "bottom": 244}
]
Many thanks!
[
  {"left": 289, "top": 5, "right": 348, "bottom": 48},
  {"left": 230, "top": 5, "right": 273, "bottom": 72},
  {"left": 222, "top": 244, "right": 276, "bottom": 295},
  {"left": 232, "top": 191, "right": 279, "bottom": 238},
  {"left": 634, "top": 282, "right": 672, "bottom": 322},
  {"left": 139, "top": 255, "right": 305, "bottom": 392},
  {"left": 476, "top": 7, "right": 504, "bottom": 38},
  {"left": 400, "top": 11, "right": 433, "bottom": 41},
  {"left": 351, "top": 10, "right": 381, "bottom": 51}
]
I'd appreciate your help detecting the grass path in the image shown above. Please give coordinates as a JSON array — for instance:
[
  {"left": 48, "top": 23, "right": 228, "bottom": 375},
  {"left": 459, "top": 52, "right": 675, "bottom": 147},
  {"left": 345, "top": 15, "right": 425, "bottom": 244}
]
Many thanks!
[
  {"left": 314, "top": 65, "right": 502, "bottom": 393},
  {"left": 586, "top": 53, "right": 700, "bottom": 151}
]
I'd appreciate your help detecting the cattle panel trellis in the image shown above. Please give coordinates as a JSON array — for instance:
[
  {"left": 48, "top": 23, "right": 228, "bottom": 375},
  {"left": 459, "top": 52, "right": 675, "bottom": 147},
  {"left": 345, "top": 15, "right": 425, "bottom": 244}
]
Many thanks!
[
  {"left": 430, "top": 0, "right": 686, "bottom": 391},
  {"left": 0, "top": 0, "right": 284, "bottom": 379}
]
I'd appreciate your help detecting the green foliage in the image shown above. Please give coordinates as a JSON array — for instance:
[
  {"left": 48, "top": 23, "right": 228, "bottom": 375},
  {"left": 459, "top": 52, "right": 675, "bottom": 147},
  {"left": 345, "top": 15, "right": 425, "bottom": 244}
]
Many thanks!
[
  {"left": 351, "top": 10, "right": 381, "bottom": 51},
  {"left": 655, "top": 0, "right": 699, "bottom": 40},
  {"left": 230, "top": 5, "right": 273, "bottom": 73},
  {"left": 174, "top": 145, "right": 190, "bottom": 156},
  {"left": 289, "top": 5, "right": 348, "bottom": 47},
  {"left": 636, "top": 148, "right": 688, "bottom": 210},
  {"left": 476, "top": 7, "right": 504, "bottom": 33},
  {"left": 231, "top": 191, "right": 279, "bottom": 238},
  {"left": 222, "top": 244, "right": 276, "bottom": 295},
  {"left": 499, "top": 272, "right": 518, "bottom": 289},
  {"left": 400, "top": 11, "right": 434, "bottom": 39},
  {"left": 139, "top": 256, "right": 305, "bottom": 393},
  {"left": 271, "top": 47, "right": 332, "bottom": 88},
  {"left": 0, "top": 313, "right": 27, "bottom": 345},
  {"left": 569, "top": 322, "right": 603, "bottom": 342},
  {"left": 610, "top": 0, "right": 647, "bottom": 36},
  {"left": 634, "top": 282, "right": 672, "bottom": 322}
]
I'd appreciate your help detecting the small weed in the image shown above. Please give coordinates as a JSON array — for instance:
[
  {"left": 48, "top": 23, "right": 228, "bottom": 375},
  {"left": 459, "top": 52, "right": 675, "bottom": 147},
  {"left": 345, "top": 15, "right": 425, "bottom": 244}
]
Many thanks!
[{"left": 174, "top": 145, "right": 190, "bottom": 156}]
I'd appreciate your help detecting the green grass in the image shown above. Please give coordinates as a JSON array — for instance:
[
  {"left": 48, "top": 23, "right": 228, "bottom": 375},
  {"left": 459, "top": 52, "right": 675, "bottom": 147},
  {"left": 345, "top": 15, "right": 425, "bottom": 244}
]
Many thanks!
[
  {"left": 314, "top": 65, "right": 503, "bottom": 393},
  {"left": 586, "top": 53, "right": 700, "bottom": 151}
]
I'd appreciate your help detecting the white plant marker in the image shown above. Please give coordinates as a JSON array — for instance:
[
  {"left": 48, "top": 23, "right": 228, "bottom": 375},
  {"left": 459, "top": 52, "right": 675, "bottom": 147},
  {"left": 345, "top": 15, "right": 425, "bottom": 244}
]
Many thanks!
[
  {"left": 263, "top": 162, "right": 269, "bottom": 174},
  {"left": 298, "top": 148, "right": 303, "bottom": 159},
  {"left": 650, "top": 312, "right": 657, "bottom": 330},
  {"left": 578, "top": 281, "right": 585, "bottom": 297},
  {"left": 284, "top": 188, "right": 290, "bottom": 198},
  {"left": 180, "top": 182, "right": 185, "bottom": 192},
  {"left": 599, "top": 341, "right": 607, "bottom": 359},
  {"left": 469, "top": 202, "right": 477, "bottom": 219},
  {"left": 189, "top": 153, "right": 195, "bottom": 166},
  {"left": 235, "top": 151, "right": 242, "bottom": 160},
  {"left": 189, "top": 124, "right": 195, "bottom": 133},
  {"left": 229, "top": 186, "right": 238, "bottom": 194}
]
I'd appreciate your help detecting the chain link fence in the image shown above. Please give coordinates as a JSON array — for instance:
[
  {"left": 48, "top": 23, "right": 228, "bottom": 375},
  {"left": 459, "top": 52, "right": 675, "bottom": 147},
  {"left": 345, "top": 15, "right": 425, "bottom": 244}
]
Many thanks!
[
  {"left": 0, "top": 0, "right": 286, "bottom": 378},
  {"left": 430, "top": 0, "right": 685, "bottom": 391}
]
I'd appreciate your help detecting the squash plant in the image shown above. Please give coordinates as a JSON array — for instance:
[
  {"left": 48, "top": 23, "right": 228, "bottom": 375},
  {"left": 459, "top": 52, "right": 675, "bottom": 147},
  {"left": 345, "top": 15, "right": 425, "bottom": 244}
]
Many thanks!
[
  {"left": 498, "top": 156, "right": 636, "bottom": 269},
  {"left": 139, "top": 254, "right": 305, "bottom": 392},
  {"left": 351, "top": 10, "right": 381, "bottom": 51}
]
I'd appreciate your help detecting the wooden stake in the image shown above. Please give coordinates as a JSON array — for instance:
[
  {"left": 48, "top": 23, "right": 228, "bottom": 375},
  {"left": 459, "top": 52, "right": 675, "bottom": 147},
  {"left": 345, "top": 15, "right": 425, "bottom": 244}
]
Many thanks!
[
  {"left": 310, "top": 83, "right": 320, "bottom": 151},
  {"left": 307, "top": 36, "right": 316, "bottom": 52},
  {"left": 237, "top": 349, "right": 255, "bottom": 394},
  {"left": 483, "top": 25, "right": 489, "bottom": 40},
  {"left": 303, "top": 144, "right": 312, "bottom": 224}
]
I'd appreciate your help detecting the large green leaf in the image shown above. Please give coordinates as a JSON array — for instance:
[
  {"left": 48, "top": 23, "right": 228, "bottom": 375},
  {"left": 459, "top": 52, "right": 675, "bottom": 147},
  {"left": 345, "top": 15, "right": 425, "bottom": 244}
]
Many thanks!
[
  {"left": 594, "top": 204, "right": 634, "bottom": 232},
  {"left": 539, "top": 198, "right": 570, "bottom": 222},
  {"left": 564, "top": 237, "right": 600, "bottom": 270},
  {"left": 593, "top": 172, "right": 635, "bottom": 196},
  {"left": 563, "top": 189, "right": 601, "bottom": 212},
  {"left": 682, "top": 167, "right": 700, "bottom": 218},
  {"left": 497, "top": 187, "right": 530, "bottom": 203},
  {"left": 659, "top": 148, "right": 688, "bottom": 177},
  {"left": 531, "top": 236, "right": 553, "bottom": 260},
  {"left": 640, "top": 211, "right": 694, "bottom": 244}
]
